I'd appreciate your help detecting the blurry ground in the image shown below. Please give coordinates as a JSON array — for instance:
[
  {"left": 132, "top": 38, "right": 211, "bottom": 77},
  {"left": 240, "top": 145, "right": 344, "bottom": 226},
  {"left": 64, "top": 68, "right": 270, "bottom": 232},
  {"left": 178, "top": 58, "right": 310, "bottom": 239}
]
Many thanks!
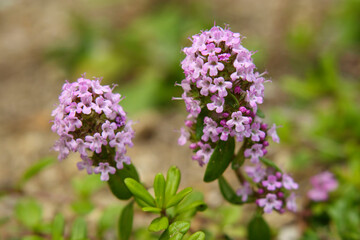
[{"left": 0, "top": 0, "right": 353, "bottom": 239}]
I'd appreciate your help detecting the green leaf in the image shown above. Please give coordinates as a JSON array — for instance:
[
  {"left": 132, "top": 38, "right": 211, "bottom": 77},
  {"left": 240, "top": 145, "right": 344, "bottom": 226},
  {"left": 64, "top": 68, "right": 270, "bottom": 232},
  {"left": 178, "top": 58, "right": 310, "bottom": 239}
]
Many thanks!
[
  {"left": 22, "top": 236, "right": 45, "bottom": 240},
  {"left": 118, "top": 202, "right": 133, "bottom": 240},
  {"left": 96, "top": 205, "right": 122, "bottom": 239},
  {"left": 188, "top": 231, "right": 206, "bottom": 240},
  {"left": 148, "top": 216, "right": 169, "bottom": 232},
  {"left": 142, "top": 207, "right": 162, "bottom": 214},
  {"left": 175, "top": 200, "right": 207, "bottom": 215},
  {"left": 71, "top": 217, "right": 87, "bottom": 240},
  {"left": 154, "top": 173, "right": 166, "bottom": 208},
  {"left": 71, "top": 199, "right": 94, "bottom": 215},
  {"left": 248, "top": 215, "right": 271, "bottom": 240},
  {"left": 195, "top": 110, "right": 206, "bottom": 141},
  {"left": 51, "top": 214, "right": 65, "bottom": 240},
  {"left": 15, "top": 198, "right": 42, "bottom": 230},
  {"left": 204, "top": 138, "right": 235, "bottom": 182},
  {"left": 259, "top": 157, "right": 282, "bottom": 173},
  {"left": 164, "top": 166, "right": 181, "bottom": 204},
  {"left": 17, "top": 157, "right": 55, "bottom": 189},
  {"left": 256, "top": 109, "right": 265, "bottom": 118},
  {"left": 108, "top": 164, "right": 139, "bottom": 200},
  {"left": 169, "top": 221, "right": 190, "bottom": 237},
  {"left": 166, "top": 187, "right": 192, "bottom": 208},
  {"left": 218, "top": 176, "right": 244, "bottom": 204},
  {"left": 124, "top": 178, "right": 156, "bottom": 207}
]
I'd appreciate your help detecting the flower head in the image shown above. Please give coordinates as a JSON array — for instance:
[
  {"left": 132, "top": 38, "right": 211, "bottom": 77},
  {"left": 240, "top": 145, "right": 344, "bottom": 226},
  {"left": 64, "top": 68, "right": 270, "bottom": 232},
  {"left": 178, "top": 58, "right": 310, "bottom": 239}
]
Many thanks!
[{"left": 52, "top": 75, "right": 135, "bottom": 181}]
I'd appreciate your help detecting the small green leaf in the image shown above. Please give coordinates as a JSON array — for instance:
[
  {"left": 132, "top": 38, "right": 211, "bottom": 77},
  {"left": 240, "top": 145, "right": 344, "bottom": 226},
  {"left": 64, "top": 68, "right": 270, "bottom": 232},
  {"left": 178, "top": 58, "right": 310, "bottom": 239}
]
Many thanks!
[
  {"left": 15, "top": 198, "right": 42, "bottom": 230},
  {"left": 195, "top": 110, "right": 206, "bottom": 141},
  {"left": 165, "top": 166, "right": 181, "bottom": 204},
  {"left": 256, "top": 109, "right": 265, "bottom": 118},
  {"left": 148, "top": 216, "right": 169, "bottom": 232},
  {"left": 188, "top": 231, "right": 206, "bottom": 240},
  {"left": 259, "top": 157, "right": 282, "bottom": 173},
  {"left": 108, "top": 164, "right": 139, "bottom": 200},
  {"left": 118, "top": 202, "right": 133, "bottom": 240},
  {"left": 218, "top": 176, "right": 244, "bottom": 204},
  {"left": 22, "top": 236, "right": 45, "bottom": 240},
  {"left": 175, "top": 200, "right": 207, "bottom": 215},
  {"left": 142, "top": 207, "right": 162, "bottom": 214},
  {"left": 169, "top": 221, "right": 190, "bottom": 236},
  {"left": 124, "top": 178, "right": 156, "bottom": 207},
  {"left": 71, "top": 217, "right": 87, "bottom": 240},
  {"left": 154, "top": 173, "right": 166, "bottom": 208},
  {"left": 248, "top": 215, "right": 271, "bottom": 240},
  {"left": 71, "top": 199, "right": 94, "bottom": 215},
  {"left": 51, "top": 214, "right": 65, "bottom": 240},
  {"left": 166, "top": 187, "right": 192, "bottom": 208},
  {"left": 204, "top": 138, "right": 235, "bottom": 182},
  {"left": 17, "top": 157, "right": 55, "bottom": 189}
]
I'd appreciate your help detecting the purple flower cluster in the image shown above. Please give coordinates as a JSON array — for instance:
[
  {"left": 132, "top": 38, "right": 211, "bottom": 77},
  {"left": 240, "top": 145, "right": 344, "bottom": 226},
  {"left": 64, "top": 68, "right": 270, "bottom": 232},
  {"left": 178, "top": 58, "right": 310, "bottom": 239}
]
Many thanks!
[
  {"left": 243, "top": 165, "right": 298, "bottom": 213},
  {"left": 235, "top": 166, "right": 298, "bottom": 213},
  {"left": 177, "top": 26, "right": 278, "bottom": 165},
  {"left": 51, "top": 75, "right": 134, "bottom": 181},
  {"left": 307, "top": 171, "right": 338, "bottom": 202},
  {"left": 177, "top": 25, "right": 298, "bottom": 213}
]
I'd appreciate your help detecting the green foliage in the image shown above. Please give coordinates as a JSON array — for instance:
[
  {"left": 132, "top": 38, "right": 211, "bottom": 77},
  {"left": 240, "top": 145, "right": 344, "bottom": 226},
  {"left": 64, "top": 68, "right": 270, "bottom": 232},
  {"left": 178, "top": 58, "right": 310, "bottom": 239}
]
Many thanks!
[
  {"left": 204, "top": 138, "right": 235, "bottom": 182},
  {"left": 164, "top": 166, "right": 181, "bottom": 203},
  {"left": 108, "top": 164, "right": 139, "bottom": 200},
  {"left": 118, "top": 201, "right": 134, "bottom": 240},
  {"left": 16, "top": 157, "right": 55, "bottom": 190},
  {"left": 124, "top": 178, "right": 156, "bottom": 207},
  {"left": 71, "top": 217, "right": 87, "bottom": 240},
  {"left": 51, "top": 214, "right": 65, "bottom": 240},
  {"left": 247, "top": 214, "right": 271, "bottom": 240},
  {"left": 148, "top": 216, "right": 169, "bottom": 232},
  {"left": 218, "top": 176, "right": 243, "bottom": 205},
  {"left": 96, "top": 205, "right": 122, "bottom": 239},
  {"left": 15, "top": 198, "right": 43, "bottom": 232}
]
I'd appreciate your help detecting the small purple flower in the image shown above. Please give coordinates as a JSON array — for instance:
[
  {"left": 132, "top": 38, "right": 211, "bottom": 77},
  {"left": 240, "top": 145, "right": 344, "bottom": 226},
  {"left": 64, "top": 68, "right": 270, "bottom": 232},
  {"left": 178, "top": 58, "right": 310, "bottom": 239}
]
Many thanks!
[
  {"left": 249, "top": 122, "right": 266, "bottom": 142},
  {"left": 257, "top": 193, "right": 283, "bottom": 213},
  {"left": 210, "top": 77, "right": 232, "bottom": 97},
  {"left": 94, "top": 162, "right": 116, "bottom": 181},
  {"left": 101, "top": 120, "right": 118, "bottom": 140},
  {"left": 201, "top": 43, "right": 221, "bottom": 56},
  {"left": 286, "top": 193, "right": 297, "bottom": 212},
  {"left": 203, "top": 55, "right": 224, "bottom": 76},
  {"left": 244, "top": 144, "right": 264, "bottom": 163},
  {"left": 202, "top": 117, "right": 219, "bottom": 142},
  {"left": 268, "top": 124, "right": 280, "bottom": 143},
  {"left": 308, "top": 171, "right": 338, "bottom": 202},
  {"left": 282, "top": 174, "right": 299, "bottom": 190},
  {"left": 207, "top": 95, "right": 225, "bottom": 113},
  {"left": 196, "top": 76, "right": 213, "bottom": 96},
  {"left": 115, "top": 152, "right": 131, "bottom": 169},
  {"left": 245, "top": 164, "right": 266, "bottom": 183},
  {"left": 77, "top": 155, "right": 93, "bottom": 174},
  {"left": 178, "top": 127, "right": 190, "bottom": 146},
  {"left": 262, "top": 175, "right": 282, "bottom": 191},
  {"left": 226, "top": 111, "right": 251, "bottom": 132},
  {"left": 85, "top": 133, "right": 107, "bottom": 154},
  {"left": 191, "top": 57, "right": 205, "bottom": 79},
  {"left": 236, "top": 182, "right": 253, "bottom": 202},
  {"left": 245, "top": 89, "right": 263, "bottom": 112},
  {"left": 192, "top": 142, "right": 214, "bottom": 166}
]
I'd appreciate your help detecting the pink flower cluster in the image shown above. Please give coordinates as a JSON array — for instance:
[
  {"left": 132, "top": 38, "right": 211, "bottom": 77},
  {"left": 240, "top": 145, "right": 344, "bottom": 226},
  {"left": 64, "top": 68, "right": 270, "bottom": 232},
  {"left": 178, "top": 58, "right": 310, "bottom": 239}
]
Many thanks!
[
  {"left": 51, "top": 75, "right": 134, "bottom": 181},
  {"left": 307, "top": 171, "right": 338, "bottom": 201},
  {"left": 177, "top": 26, "right": 298, "bottom": 213},
  {"left": 177, "top": 26, "right": 278, "bottom": 165},
  {"left": 241, "top": 165, "right": 298, "bottom": 213}
]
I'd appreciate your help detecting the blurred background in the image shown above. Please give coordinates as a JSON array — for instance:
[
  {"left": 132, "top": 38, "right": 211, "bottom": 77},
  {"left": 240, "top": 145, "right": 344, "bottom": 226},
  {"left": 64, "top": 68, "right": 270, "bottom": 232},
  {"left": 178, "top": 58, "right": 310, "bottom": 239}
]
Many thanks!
[{"left": 0, "top": 0, "right": 359, "bottom": 239}]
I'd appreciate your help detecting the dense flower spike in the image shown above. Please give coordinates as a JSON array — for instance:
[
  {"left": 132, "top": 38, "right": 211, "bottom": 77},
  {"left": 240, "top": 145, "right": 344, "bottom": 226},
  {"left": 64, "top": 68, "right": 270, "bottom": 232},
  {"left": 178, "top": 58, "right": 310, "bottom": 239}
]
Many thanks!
[
  {"left": 177, "top": 25, "right": 298, "bottom": 214},
  {"left": 52, "top": 75, "right": 134, "bottom": 181}
]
